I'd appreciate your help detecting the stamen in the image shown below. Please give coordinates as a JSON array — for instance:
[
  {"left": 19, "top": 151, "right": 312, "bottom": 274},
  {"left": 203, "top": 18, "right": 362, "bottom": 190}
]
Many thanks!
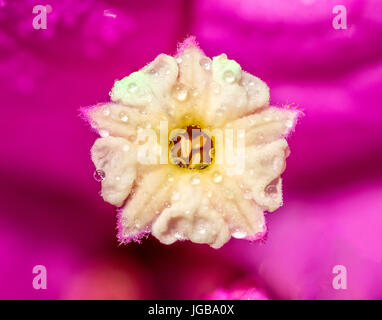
[{"left": 169, "top": 125, "right": 214, "bottom": 170}]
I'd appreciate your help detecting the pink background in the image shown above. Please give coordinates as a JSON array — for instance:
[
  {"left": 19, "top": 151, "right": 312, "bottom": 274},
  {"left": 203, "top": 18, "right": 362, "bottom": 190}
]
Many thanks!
[{"left": 1, "top": 0, "right": 382, "bottom": 299}]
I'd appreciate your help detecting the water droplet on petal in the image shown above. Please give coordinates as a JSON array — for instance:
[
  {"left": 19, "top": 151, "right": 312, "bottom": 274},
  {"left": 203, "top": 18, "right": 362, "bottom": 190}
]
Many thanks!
[
  {"left": 171, "top": 191, "right": 180, "bottom": 201},
  {"left": 174, "top": 232, "right": 184, "bottom": 240},
  {"left": 103, "top": 107, "right": 110, "bottom": 116},
  {"left": 223, "top": 70, "right": 236, "bottom": 84},
  {"left": 99, "top": 129, "right": 109, "bottom": 137},
  {"left": 286, "top": 119, "right": 293, "bottom": 128},
  {"left": 264, "top": 116, "right": 271, "bottom": 122},
  {"left": 213, "top": 173, "right": 223, "bottom": 183},
  {"left": 127, "top": 83, "right": 138, "bottom": 93},
  {"left": 123, "top": 144, "right": 130, "bottom": 152},
  {"left": 168, "top": 175, "right": 174, "bottom": 183},
  {"left": 232, "top": 230, "right": 247, "bottom": 239},
  {"left": 191, "top": 177, "right": 200, "bottom": 185},
  {"left": 265, "top": 183, "right": 278, "bottom": 195},
  {"left": 211, "top": 82, "right": 221, "bottom": 94},
  {"left": 94, "top": 169, "right": 106, "bottom": 182},
  {"left": 199, "top": 57, "right": 211, "bottom": 71},
  {"left": 172, "top": 84, "right": 188, "bottom": 102},
  {"left": 119, "top": 112, "right": 128, "bottom": 122},
  {"left": 176, "top": 57, "right": 182, "bottom": 64},
  {"left": 190, "top": 87, "right": 199, "bottom": 97}
]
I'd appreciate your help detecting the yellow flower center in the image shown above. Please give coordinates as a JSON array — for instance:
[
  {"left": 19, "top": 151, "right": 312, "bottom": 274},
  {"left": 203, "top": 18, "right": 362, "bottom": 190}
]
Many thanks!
[{"left": 169, "top": 125, "right": 214, "bottom": 170}]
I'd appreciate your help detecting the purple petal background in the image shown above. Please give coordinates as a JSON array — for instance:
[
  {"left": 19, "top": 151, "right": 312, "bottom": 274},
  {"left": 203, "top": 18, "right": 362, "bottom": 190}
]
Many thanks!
[{"left": 0, "top": 0, "right": 381, "bottom": 299}]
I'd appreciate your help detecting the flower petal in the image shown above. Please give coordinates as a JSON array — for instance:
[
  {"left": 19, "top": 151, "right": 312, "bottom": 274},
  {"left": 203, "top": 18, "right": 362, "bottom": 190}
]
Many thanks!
[
  {"left": 110, "top": 53, "right": 178, "bottom": 117},
  {"left": 83, "top": 103, "right": 155, "bottom": 141},
  {"left": 204, "top": 55, "right": 270, "bottom": 126},
  {"left": 151, "top": 181, "right": 230, "bottom": 248},
  {"left": 172, "top": 44, "right": 212, "bottom": 123},
  {"left": 206, "top": 178, "right": 266, "bottom": 240},
  {"left": 234, "top": 139, "right": 289, "bottom": 212},
  {"left": 118, "top": 168, "right": 173, "bottom": 242},
  {"left": 227, "top": 107, "right": 300, "bottom": 145},
  {"left": 176, "top": 45, "right": 211, "bottom": 96},
  {"left": 91, "top": 137, "right": 137, "bottom": 207}
]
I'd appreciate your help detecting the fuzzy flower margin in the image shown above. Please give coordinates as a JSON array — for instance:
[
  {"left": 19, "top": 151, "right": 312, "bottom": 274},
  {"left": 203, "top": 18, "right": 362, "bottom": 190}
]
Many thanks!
[{"left": 81, "top": 37, "right": 300, "bottom": 249}]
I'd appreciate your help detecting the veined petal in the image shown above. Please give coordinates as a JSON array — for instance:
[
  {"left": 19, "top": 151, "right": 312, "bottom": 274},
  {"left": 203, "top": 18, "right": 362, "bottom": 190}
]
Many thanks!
[
  {"left": 91, "top": 137, "right": 137, "bottom": 207},
  {"left": 83, "top": 103, "right": 160, "bottom": 141},
  {"left": 110, "top": 53, "right": 178, "bottom": 118},
  {"left": 118, "top": 168, "right": 173, "bottom": 242},
  {"left": 206, "top": 178, "right": 266, "bottom": 240},
  {"left": 204, "top": 54, "right": 270, "bottom": 126},
  {"left": 226, "top": 107, "right": 300, "bottom": 145},
  {"left": 232, "top": 139, "right": 289, "bottom": 212},
  {"left": 151, "top": 180, "right": 230, "bottom": 248},
  {"left": 172, "top": 45, "right": 212, "bottom": 124},
  {"left": 240, "top": 71, "right": 270, "bottom": 111}
]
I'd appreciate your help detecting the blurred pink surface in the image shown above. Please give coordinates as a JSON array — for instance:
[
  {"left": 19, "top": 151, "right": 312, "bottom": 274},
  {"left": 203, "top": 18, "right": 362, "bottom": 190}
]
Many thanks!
[{"left": 0, "top": 0, "right": 381, "bottom": 299}]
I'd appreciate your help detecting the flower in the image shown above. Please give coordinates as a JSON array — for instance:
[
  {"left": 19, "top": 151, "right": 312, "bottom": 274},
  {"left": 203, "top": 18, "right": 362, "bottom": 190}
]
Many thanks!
[{"left": 82, "top": 37, "right": 299, "bottom": 249}]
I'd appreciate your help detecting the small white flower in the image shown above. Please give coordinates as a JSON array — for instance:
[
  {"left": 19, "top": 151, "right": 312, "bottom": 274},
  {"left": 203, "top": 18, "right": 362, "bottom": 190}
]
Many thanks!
[{"left": 82, "top": 37, "right": 300, "bottom": 249}]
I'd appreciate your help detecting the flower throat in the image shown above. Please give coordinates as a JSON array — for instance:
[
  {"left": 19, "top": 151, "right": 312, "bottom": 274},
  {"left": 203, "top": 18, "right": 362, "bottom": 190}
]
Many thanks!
[{"left": 169, "top": 125, "right": 214, "bottom": 170}]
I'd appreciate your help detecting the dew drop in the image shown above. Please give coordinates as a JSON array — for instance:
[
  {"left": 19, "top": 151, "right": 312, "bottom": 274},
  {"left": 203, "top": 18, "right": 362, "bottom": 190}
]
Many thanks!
[
  {"left": 211, "top": 82, "right": 221, "bottom": 94},
  {"left": 123, "top": 144, "right": 130, "bottom": 152},
  {"left": 174, "top": 232, "right": 184, "bottom": 240},
  {"left": 171, "top": 191, "right": 180, "bottom": 201},
  {"left": 213, "top": 173, "right": 223, "bottom": 183},
  {"left": 176, "top": 57, "right": 182, "bottom": 64},
  {"left": 223, "top": 70, "right": 236, "bottom": 84},
  {"left": 119, "top": 112, "right": 128, "bottom": 122},
  {"left": 190, "top": 87, "right": 199, "bottom": 97},
  {"left": 191, "top": 177, "right": 200, "bottom": 185},
  {"left": 173, "top": 84, "right": 188, "bottom": 102},
  {"left": 264, "top": 116, "right": 271, "bottom": 122},
  {"left": 94, "top": 169, "right": 106, "bottom": 182},
  {"left": 232, "top": 230, "right": 247, "bottom": 239},
  {"left": 164, "top": 201, "right": 171, "bottom": 208},
  {"left": 265, "top": 184, "right": 278, "bottom": 195},
  {"left": 199, "top": 57, "right": 211, "bottom": 71},
  {"left": 127, "top": 83, "right": 138, "bottom": 93},
  {"left": 103, "top": 107, "right": 110, "bottom": 116},
  {"left": 128, "top": 135, "right": 137, "bottom": 143},
  {"left": 286, "top": 119, "right": 293, "bottom": 128},
  {"left": 99, "top": 129, "right": 109, "bottom": 137},
  {"left": 168, "top": 175, "right": 174, "bottom": 183}
]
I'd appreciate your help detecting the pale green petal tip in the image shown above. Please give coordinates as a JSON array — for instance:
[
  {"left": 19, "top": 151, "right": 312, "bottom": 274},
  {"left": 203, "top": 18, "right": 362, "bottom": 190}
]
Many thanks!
[
  {"left": 110, "top": 71, "right": 148, "bottom": 102},
  {"left": 212, "top": 54, "right": 242, "bottom": 84}
]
